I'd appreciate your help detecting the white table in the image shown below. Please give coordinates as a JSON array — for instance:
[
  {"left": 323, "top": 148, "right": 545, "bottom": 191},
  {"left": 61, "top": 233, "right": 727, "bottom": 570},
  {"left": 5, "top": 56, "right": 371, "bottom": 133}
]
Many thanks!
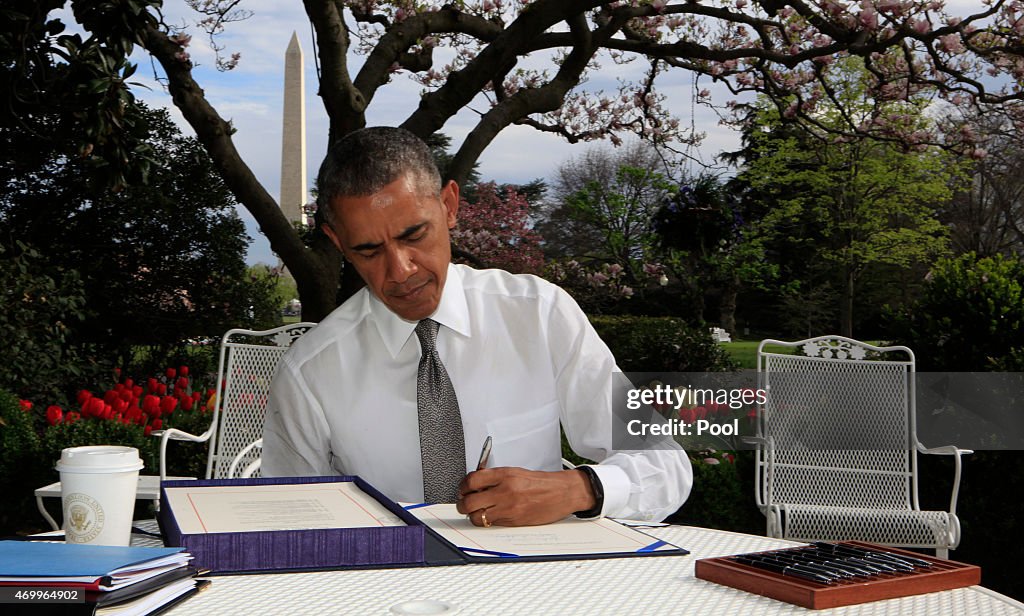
[{"left": 129, "top": 522, "right": 1023, "bottom": 616}]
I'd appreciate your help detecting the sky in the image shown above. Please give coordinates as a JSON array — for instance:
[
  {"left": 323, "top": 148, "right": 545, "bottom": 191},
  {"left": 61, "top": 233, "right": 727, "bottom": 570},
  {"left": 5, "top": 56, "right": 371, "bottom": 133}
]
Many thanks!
[{"left": 123, "top": 1, "right": 982, "bottom": 266}]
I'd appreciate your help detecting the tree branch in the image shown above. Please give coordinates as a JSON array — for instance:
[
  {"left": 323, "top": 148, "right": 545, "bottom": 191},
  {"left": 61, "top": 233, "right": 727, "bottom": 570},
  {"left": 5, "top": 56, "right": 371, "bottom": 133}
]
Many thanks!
[
  {"left": 304, "top": 0, "right": 366, "bottom": 142},
  {"left": 401, "top": 0, "right": 604, "bottom": 140},
  {"left": 138, "top": 23, "right": 331, "bottom": 294}
]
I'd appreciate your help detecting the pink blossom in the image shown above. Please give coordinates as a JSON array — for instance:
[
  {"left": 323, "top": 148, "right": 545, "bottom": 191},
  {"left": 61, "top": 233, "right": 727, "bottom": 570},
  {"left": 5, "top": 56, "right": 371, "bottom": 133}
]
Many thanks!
[
  {"left": 938, "top": 33, "right": 964, "bottom": 53},
  {"left": 859, "top": 4, "right": 879, "bottom": 29}
]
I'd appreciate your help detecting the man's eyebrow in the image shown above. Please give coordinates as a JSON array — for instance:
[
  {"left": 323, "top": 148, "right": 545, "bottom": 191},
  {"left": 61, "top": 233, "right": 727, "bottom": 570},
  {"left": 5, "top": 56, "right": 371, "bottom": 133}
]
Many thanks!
[
  {"left": 350, "top": 222, "right": 428, "bottom": 252},
  {"left": 396, "top": 222, "right": 428, "bottom": 240}
]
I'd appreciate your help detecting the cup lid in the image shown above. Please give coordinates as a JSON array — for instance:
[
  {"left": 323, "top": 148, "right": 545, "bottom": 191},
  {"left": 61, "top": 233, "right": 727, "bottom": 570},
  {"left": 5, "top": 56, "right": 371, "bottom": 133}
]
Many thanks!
[{"left": 55, "top": 446, "right": 144, "bottom": 473}]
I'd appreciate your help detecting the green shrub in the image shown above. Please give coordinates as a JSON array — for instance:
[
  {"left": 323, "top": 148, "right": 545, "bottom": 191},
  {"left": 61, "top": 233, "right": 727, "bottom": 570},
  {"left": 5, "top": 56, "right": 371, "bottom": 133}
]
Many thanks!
[
  {"left": 0, "top": 390, "right": 49, "bottom": 533},
  {"left": 39, "top": 421, "right": 159, "bottom": 482},
  {"left": 886, "top": 252, "right": 1024, "bottom": 371},
  {"left": 589, "top": 315, "right": 737, "bottom": 372},
  {"left": 667, "top": 450, "right": 763, "bottom": 534},
  {"left": 0, "top": 242, "right": 112, "bottom": 406}
]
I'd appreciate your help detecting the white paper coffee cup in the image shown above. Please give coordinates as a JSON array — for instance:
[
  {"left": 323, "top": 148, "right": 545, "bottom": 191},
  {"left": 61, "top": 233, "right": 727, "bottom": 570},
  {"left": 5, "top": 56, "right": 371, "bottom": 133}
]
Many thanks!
[{"left": 56, "top": 446, "right": 143, "bottom": 546}]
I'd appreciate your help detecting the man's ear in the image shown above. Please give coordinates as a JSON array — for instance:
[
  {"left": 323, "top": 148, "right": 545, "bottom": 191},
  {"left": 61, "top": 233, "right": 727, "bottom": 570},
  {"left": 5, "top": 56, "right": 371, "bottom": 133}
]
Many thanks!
[
  {"left": 321, "top": 219, "right": 345, "bottom": 256},
  {"left": 440, "top": 180, "right": 460, "bottom": 229}
]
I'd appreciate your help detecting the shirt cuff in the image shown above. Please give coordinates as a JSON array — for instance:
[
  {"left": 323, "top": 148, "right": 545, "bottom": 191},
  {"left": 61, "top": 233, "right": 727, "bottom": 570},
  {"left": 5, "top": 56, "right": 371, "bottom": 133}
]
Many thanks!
[{"left": 586, "top": 463, "right": 629, "bottom": 519}]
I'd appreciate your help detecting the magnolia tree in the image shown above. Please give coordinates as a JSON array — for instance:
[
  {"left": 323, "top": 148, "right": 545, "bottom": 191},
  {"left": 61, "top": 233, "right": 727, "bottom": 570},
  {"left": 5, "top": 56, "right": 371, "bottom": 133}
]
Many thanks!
[
  {"left": 7, "top": 0, "right": 1024, "bottom": 319},
  {"left": 451, "top": 182, "right": 545, "bottom": 274}
]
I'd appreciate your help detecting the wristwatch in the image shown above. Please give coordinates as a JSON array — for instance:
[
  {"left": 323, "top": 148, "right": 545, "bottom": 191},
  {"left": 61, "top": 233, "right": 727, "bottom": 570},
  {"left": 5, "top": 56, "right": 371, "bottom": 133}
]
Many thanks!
[{"left": 573, "top": 465, "right": 604, "bottom": 518}]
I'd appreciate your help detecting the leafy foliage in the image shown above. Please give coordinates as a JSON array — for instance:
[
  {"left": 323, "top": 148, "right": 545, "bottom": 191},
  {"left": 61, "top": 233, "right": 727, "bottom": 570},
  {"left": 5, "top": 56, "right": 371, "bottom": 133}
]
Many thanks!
[
  {"left": 0, "top": 104, "right": 280, "bottom": 373},
  {"left": 0, "top": 1, "right": 156, "bottom": 190},
  {"left": 886, "top": 252, "right": 1024, "bottom": 371},
  {"left": 589, "top": 315, "right": 736, "bottom": 373},
  {"left": 731, "top": 58, "right": 966, "bottom": 335},
  {"left": 0, "top": 243, "right": 110, "bottom": 405}
]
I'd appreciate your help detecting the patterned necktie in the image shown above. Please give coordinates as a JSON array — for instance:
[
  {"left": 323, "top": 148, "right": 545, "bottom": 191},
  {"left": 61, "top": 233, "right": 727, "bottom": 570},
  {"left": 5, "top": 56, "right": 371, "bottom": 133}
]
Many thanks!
[{"left": 415, "top": 319, "right": 466, "bottom": 503}]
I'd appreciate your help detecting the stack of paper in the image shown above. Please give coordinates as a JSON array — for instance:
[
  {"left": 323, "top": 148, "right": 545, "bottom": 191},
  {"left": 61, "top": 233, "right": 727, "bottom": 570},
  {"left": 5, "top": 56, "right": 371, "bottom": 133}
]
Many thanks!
[{"left": 0, "top": 541, "right": 205, "bottom": 615}]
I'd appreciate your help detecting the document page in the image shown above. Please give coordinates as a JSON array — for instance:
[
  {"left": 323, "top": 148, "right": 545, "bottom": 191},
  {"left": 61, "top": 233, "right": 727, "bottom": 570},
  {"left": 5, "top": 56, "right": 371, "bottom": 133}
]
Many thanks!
[
  {"left": 405, "top": 503, "right": 679, "bottom": 558},
  {"left": 164, "top": 482, "right": 405, "bottom": 534}
]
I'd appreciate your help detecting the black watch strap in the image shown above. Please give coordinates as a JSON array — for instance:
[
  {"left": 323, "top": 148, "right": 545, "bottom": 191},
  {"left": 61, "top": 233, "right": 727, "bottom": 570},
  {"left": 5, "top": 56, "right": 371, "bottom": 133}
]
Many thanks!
[{"left": 573, "top": 465, "right": 604, "bottom": 518}]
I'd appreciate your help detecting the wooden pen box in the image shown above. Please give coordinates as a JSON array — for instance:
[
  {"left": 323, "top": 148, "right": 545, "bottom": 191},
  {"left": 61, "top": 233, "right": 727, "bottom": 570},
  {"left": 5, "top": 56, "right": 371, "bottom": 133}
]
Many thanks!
[
  {"left": 695, "top": 541, "right": 981, "bottom": 609},
  {"left": 158, "top": 476, "right": 426, "bottom": 574}
]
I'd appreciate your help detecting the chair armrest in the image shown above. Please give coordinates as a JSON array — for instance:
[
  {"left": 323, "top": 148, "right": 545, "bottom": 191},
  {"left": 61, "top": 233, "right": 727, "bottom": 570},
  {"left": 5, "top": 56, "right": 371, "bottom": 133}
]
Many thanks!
[
  {"left": 158, "top": 426, "right": 214, "bottom": 482},
  {"left": 919, "top": 444, "right": 974, "bottom": 456},
  {"left": 228, "top": 438, "right": 263, "bottom": 478},
  {"left": 917, "top": 443, "right": 973, "bottom": 524}
]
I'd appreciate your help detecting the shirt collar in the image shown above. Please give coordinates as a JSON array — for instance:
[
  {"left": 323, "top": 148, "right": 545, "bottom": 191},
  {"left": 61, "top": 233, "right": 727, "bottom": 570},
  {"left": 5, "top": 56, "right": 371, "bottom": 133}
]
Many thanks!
[{"left": 369, "top": 263, "right": 471, "bottom": 358}]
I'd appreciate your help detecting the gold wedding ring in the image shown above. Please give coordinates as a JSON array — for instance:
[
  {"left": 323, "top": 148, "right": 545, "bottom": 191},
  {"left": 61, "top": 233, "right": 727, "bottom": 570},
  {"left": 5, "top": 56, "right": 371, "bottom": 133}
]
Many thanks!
[{"left": 481, "top": 511, "right": 491, "bottom": 527}]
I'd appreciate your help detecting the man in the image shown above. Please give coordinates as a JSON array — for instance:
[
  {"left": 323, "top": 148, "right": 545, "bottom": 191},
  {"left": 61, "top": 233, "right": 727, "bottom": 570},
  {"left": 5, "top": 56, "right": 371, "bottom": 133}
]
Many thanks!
[{"left": 262, "top": 127, "right": 691, "bottom": 526}]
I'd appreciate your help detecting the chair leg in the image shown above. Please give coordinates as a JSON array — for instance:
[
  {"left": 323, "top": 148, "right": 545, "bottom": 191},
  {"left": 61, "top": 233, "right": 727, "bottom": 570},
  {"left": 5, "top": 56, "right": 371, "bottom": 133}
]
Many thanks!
[{"left": 935, "top": 547, "right": 949, "bottom": 559}]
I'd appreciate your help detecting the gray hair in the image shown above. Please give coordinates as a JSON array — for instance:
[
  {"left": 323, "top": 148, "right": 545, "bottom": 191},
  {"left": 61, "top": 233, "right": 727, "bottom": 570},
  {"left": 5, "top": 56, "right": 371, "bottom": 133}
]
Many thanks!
[{"left": 316, "top": 127, "right": 442, "bottom": 227}]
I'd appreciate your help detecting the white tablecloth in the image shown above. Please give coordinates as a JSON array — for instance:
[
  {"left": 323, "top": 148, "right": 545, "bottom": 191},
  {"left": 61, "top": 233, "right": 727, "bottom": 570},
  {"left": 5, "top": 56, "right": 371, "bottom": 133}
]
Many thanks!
[{"left": 125, "top": 521, "right": 1024, "bottom": 616}]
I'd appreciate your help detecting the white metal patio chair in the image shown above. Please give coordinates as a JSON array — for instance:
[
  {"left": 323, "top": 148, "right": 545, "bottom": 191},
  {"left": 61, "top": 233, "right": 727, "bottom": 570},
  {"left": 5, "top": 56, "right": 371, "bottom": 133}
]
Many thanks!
[
  {"left": 158, "top": 322, "right": 316, "bottom": 481},
  {"left": 751, "top": 335, "right": 971, "bottom": 558},
  {"left": 227, "top": 438, "right": 263, "bottom": 479}
]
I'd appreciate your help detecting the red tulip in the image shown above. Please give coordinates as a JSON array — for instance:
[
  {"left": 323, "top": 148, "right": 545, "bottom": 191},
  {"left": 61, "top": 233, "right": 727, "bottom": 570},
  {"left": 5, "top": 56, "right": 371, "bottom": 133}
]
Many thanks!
[
  {"left": 46, "top": 405, "right": 63, "bottom": 425},
  {"left": 144, "top": 425, "right": 153, "bottom": 436},
  {"left": 142, "top": 395, "right": 161, "bottom": 417},
  {"left": 160, "top": 396, "right": 178, "bottom": 416},
  {"left": 18, "top": 399, "right": 32, "bottom": 413},
  {"left": 124, "top": 378, "right": 134, "bottom": 389},
  {"left": 179, "top": 366, "right": 189, "bottom": 377},
  {"left": 157, "top": 383, "right": 167, "bottom": 396},
  {"left": 83, "top": 397, "right": 105, "bottom": 418},
  {"left": 76, "top": 390, "right": 92, "bottom": 405},
  {"left": 176, "top": 377, "right": 189, "bottom": 390},
  {"left": 132, "top": 385, "right": 143, "bottom": 398},
  {"left": 151, "top": 418, "right": 163, "bottom": 430},
  {"left": 147, "top": 378, "right": 158, "bottom": 393},
  {"left": 64, "top": 411, "right": 80, "bottom": 425},
  {"left": 166, "top": 368, "right": 177, "bottom": 380},
  {"left": 180, "top": 396, "right": 194, "bottom": 411}
]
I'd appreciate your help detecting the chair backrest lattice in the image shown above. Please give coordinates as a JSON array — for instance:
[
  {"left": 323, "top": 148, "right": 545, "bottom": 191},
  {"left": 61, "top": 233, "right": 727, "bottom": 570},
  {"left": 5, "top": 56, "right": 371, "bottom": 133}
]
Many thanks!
[
  {"left": 207, "top": 323, "right": 315, "bottom": 479},
  {"left": 757, "top": 336, "right": 918, "bottom": 512}
]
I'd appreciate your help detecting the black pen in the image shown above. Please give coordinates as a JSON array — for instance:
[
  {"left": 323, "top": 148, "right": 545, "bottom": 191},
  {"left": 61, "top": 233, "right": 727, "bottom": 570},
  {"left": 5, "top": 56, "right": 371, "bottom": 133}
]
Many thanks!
[
  {"left": 732, "top": 556, "right": 834, "bottom": 584},
  {"left": 830, "top": 543, "right": 933, "bottom": 569},
  {"left": 476, "top": 435, "right": 492, "bottom": 471},
  {"left": 769, "top": 552, "right": 858, "bottom": 578},
  {"left": 812, "top": 543, "right": 915, "bottom": 572},
  {"left": 755, "top": 554, "right": 845, "bottom": 580}
]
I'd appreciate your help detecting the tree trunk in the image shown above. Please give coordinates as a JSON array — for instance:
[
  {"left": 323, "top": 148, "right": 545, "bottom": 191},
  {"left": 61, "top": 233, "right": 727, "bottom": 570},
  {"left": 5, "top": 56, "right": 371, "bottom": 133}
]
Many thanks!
[
  {"left": 839, "top": 267, "right": 855, "bottom": 337},
  {"left": 719, "top": 276, "right": 738, "bottom": 335}
]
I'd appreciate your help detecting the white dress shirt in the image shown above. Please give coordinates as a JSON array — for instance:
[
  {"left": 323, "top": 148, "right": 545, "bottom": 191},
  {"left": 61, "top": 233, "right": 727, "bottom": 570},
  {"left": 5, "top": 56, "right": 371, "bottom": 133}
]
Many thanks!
[{"left": 262, "top": 263, "right": 692, "bottom": 521}]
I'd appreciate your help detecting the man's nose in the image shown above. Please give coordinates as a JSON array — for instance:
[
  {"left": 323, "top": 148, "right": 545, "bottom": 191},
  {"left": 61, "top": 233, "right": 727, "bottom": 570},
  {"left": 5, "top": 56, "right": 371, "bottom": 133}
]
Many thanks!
[{"left": 385, "top": 246, "right": 417, "bottom": 282}]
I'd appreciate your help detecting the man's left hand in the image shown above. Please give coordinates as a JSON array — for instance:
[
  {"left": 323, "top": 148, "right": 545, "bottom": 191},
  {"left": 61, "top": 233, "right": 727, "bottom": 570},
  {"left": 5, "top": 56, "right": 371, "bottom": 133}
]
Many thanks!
[{"left": 456, "top": 467, "right": 596, "bottom": 526}]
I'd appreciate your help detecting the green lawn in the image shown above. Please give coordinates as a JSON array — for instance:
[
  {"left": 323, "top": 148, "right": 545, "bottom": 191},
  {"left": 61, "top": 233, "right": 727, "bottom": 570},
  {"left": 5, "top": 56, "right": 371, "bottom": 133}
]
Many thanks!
[
  {"left": 721, "top": 340, "right": 760, "bottom": 369},
  {"left": 721, "top": 338, "right": 889, "bottom": 369}
]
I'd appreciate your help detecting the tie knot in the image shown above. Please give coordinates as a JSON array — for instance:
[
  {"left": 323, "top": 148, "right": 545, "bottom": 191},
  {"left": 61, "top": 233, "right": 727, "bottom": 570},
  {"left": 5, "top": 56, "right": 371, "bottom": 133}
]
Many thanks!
[{"left": 415, "top": 318, "right": 440, "bottom": 353}]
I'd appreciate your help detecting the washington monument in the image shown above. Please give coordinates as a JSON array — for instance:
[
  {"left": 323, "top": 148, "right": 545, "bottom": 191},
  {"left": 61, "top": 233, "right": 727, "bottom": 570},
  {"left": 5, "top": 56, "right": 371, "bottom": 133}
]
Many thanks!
[{"left": 280, "top": 32, "right": 307, "bottom": 227}]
